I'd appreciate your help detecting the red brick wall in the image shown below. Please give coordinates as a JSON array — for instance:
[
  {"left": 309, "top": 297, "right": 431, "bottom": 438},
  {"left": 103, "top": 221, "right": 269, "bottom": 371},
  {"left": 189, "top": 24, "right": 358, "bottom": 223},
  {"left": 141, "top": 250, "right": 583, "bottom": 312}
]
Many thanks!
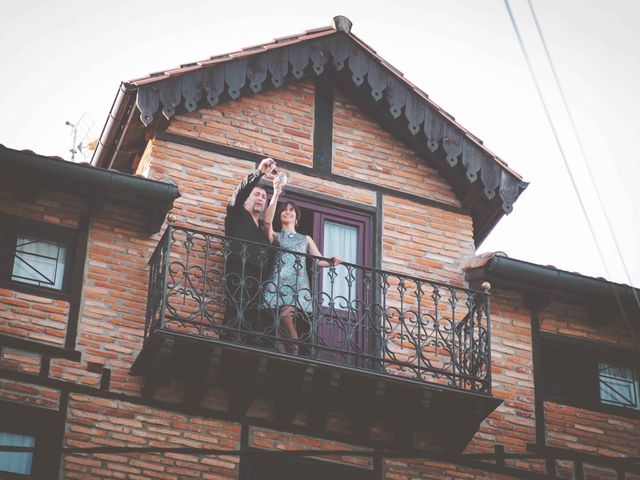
[
  {"left": 168, "top": 82, "right": 315, "bottom": 167},
  {"left": 63, "top": 393, "right": 241, "bottom": 479},
  {"left": 333, "top": 92, "right": 459, "bottom": 207},
  {"left": 382, "top": 196, "right": 474, "bottom": 285},
  {"left": 144, "top": 139, "right": 377, "bottom": 230},
  {"left": 545, "top": 402, "right": 640, "bottom": 457},
  {"left": 0, "top": 346, "right": 40, "bottom": 374},
  {"left": 249, "top": 426, "right": 373, "bottom": 470},
  {"left": 78, "top": 204, "right": 158, "bottom": 395},
  {"left": 0, "top": 288, "right": 69, "bottom": 346},
  {"left": 0, "top": 379, "right": 60, "bottom": 409},
  {"left": 540, "top": 299, "right": 636, "bottom": 349},
  {"left": 0, "top": 190, "right": 83, "bottom": 228},
  {"left": 467, "top": 289, "right": 536, "bottom": 453}
]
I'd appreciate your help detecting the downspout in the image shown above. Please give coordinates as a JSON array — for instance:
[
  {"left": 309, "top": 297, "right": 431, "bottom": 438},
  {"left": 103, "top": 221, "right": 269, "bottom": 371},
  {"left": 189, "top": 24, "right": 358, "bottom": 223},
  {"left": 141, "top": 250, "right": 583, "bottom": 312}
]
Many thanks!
[
  {"left": 91, "top": 82, "right": 137, "bottom": 169},
  {"left": 107, "top": 87, "right": 139, "bottom": 171}
]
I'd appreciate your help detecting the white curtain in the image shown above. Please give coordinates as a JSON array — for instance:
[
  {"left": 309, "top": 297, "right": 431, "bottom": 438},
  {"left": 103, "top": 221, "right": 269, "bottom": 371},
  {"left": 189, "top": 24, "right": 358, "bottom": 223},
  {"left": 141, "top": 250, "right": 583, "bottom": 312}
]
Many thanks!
[
  {"left": 0, "top": 432, "right": 34, "bottom": 474},
  {"left": 322, "top": 221, "right": 358, "bottom": 307},
  {"left": 11, "top": 236, "right": 66, "bottom": 290},
  {"left": 599, "top": 362, "right": 639, "bottom": 409}
]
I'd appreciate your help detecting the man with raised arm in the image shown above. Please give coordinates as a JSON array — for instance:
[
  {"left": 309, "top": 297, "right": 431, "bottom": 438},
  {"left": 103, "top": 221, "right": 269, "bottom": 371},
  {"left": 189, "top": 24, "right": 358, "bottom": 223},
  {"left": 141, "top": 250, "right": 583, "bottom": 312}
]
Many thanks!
[{"left": 223, "top": 157, "right": 276, "bottom": 340}]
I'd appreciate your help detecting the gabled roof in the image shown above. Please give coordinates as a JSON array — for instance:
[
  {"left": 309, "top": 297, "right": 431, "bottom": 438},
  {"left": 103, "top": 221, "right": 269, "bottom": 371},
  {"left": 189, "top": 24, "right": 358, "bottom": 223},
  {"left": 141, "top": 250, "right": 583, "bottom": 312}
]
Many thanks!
[{"left": 92, "top": 16, "right": 527, "bottom": 245}]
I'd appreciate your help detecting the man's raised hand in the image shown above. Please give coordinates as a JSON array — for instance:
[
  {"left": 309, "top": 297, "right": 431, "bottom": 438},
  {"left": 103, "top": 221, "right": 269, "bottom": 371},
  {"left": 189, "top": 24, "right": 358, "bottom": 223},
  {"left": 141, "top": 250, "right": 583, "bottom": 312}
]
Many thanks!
[{"left": 259, "top": 157, "right": 276, "bottom": 175}]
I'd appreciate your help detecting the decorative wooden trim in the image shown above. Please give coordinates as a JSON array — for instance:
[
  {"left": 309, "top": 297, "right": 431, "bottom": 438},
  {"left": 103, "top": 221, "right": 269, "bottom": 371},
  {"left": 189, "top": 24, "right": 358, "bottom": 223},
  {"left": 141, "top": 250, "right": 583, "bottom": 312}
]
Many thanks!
[{"left": 136, "top": 33, "right": 527, "bottom": 215}]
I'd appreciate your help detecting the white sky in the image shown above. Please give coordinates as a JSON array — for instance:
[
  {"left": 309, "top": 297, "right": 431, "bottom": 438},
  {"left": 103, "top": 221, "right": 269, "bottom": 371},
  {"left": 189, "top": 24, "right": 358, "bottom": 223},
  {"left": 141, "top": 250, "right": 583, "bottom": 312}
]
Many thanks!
[{"left": 1, "top": 0, "right": 638, "bottom": 286}]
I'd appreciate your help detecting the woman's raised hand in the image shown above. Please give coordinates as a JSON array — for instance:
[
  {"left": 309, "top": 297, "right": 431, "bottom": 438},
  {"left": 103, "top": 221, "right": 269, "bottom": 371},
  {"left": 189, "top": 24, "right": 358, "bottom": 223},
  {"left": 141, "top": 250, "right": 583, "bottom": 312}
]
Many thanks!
[{"left": 273, "top": 176, "right": 284, "bottom": 195}]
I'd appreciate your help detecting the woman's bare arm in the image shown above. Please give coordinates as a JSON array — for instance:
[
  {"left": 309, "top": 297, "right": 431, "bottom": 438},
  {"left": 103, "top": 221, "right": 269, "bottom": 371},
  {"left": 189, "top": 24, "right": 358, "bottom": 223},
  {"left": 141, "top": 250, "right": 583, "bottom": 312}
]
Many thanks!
[
  {"left": 307, "top": 236, "right": 342, "bottom": 267},
  {"left": 263, "top": 179, "right": 283, "bottom": 244}
]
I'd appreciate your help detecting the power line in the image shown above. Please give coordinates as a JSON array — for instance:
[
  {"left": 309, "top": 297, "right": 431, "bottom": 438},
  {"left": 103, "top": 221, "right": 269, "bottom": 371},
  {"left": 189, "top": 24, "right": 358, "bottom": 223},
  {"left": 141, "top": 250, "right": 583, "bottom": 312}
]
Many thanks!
[
  {"left": 525, "top": 0, "right": 640, "bottom": 321},
  {"left": 503, "top": 0, "right": 638, "bottom": 344}
]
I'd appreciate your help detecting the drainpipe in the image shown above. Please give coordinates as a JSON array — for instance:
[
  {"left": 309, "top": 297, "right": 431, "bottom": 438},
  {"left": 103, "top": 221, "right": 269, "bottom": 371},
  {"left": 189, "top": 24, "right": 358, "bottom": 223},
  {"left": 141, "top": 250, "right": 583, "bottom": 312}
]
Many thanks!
[{"left": 91, "top": 82, "right": 137, "bottom": 169}]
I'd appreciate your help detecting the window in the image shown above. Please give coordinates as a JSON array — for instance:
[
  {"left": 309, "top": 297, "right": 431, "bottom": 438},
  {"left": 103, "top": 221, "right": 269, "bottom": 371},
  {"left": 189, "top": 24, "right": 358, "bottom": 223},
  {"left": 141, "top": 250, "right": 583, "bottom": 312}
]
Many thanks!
[
  {"left": 322, "top": 221, "right": 358, "bottom": 305},
  {"left": 0, "top": 432, "right": 35, "bottom": 475},
  {"left": 599, "top": 362, "right": 640, "bottom": 410},
  {"left": 541, "top": 334, "right": 640, "bottom": 417},
  {"left": 11, "top": 237, "right": 67, "bottom": 290},
  {"left": 0, "top": 214, "right": 76, "bottom": 296},
  {"left": 0, "top": 401, "right": 62, "bottom": 478}
]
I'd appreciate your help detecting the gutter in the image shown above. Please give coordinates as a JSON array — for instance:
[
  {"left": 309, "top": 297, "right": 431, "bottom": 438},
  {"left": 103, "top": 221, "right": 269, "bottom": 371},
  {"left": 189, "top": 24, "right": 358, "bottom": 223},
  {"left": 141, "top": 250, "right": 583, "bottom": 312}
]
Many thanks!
[
  {"left": 467, "top": 255, "right": 640, "bottom": 309},
  {"left": 1, "top": 145, "right": 180, "bottom": 232}
]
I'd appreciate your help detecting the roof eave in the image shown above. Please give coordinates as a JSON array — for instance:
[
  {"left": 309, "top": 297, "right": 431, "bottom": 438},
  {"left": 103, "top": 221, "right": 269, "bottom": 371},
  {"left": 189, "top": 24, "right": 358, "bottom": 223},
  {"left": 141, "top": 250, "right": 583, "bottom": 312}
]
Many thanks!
[{"left": 3, "top": 145, "right": 180, "bottom": 233}]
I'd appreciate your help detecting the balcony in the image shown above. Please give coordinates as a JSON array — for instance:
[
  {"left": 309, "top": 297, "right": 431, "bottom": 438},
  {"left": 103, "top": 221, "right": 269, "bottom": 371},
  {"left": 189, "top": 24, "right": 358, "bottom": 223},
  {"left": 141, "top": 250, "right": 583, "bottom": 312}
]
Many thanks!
[{"left": 132, "top": 226, "right": 501, "bottom": 451}]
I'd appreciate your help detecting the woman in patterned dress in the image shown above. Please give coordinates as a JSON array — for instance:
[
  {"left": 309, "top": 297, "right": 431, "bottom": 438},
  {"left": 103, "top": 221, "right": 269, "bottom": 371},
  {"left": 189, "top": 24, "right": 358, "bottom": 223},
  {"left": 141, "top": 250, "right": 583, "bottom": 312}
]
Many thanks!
[{"left": 263, "top": 175, "right": 341, "bottom": 354}]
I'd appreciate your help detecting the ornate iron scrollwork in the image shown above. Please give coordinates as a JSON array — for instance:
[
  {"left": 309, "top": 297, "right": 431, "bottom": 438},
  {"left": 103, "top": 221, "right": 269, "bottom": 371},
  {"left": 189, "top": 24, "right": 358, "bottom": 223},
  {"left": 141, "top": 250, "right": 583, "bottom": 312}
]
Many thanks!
[{"left": 144, "top": 225, "right": 493, "bottom": 393}]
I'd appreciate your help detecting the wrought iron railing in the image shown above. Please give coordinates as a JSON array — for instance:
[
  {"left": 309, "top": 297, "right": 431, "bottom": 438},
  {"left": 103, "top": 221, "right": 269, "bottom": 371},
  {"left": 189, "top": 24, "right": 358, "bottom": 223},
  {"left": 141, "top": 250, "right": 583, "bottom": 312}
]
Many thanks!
[{"left": 145, "top": 225, "right": 492, "bottom": 393}]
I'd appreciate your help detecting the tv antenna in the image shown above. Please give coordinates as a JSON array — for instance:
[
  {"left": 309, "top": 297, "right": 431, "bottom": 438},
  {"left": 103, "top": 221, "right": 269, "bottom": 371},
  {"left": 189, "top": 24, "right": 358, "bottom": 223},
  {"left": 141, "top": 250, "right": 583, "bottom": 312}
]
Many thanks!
[{"left": 65, "top": 112, "right": 98, "bottom": 162}]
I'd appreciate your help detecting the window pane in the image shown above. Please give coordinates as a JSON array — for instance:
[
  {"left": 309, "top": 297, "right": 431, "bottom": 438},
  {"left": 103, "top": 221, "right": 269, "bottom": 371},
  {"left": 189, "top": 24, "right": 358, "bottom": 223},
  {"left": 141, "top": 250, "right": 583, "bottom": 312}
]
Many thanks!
[
  {"left": 322, "top": 221, "right": 358, "bottom": 307},
  {"left": 0, "top": 432, "right": 34, "bottom": 474},
  {"left": 599, "top": 362, "right": 639, "bottom": 409},
  {"left": 11, "top": 236, "right": 66, "bottom": 290}
]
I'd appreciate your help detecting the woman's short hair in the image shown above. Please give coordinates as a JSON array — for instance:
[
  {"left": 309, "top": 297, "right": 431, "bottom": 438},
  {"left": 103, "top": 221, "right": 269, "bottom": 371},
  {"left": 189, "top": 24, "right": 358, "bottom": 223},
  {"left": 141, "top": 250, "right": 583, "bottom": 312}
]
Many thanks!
[{"left": 276, "top": 201, "right": 302, "bottom": 222}]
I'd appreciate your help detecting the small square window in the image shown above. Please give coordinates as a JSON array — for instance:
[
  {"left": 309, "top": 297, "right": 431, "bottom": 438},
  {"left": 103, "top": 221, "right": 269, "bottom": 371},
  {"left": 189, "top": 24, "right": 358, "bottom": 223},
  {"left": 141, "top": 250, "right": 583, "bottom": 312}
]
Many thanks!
[
  {"left": 11, "top": 236, "right": 67, "bottom": 290},
  {"left": 599, "top": 362, "right": 640, "bottom": 410},
  {"left": 0, "top": 431, "right": 34, "bottom": 475}
]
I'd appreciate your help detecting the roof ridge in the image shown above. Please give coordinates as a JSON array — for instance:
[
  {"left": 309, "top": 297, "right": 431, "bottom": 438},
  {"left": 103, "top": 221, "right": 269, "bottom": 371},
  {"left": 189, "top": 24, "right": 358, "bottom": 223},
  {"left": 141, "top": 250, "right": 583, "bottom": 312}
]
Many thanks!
[{"left": 128, "top": 23, "right": 337, "bottom": 86}]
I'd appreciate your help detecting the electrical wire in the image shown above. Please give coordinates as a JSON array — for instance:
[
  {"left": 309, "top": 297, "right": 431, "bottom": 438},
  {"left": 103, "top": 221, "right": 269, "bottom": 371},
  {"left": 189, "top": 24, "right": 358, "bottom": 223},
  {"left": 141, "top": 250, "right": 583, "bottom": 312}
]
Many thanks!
[
  {"left": 503, "top": 0, "right": 638, "bottom": 344},
  {"left": 526, "top": 0, "right": 640, "bottom": 321}
]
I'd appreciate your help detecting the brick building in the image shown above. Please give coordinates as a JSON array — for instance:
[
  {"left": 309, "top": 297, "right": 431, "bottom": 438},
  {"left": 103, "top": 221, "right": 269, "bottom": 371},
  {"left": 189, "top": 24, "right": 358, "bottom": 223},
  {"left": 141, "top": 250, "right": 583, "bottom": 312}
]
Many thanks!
[{"left": 1, "top": 16, "right": 638, "bottom": 479}]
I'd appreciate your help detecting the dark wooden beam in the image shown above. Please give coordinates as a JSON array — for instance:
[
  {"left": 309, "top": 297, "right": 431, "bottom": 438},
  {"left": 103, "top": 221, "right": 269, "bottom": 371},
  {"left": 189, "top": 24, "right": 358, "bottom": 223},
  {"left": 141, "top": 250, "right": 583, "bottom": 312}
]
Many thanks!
[
  {"left": 183, "top": 346, "right": 223, "bottom": 410},
  {"left": 65, "top": 206, "right": 91, "bottom": 350},
  {"left": 228, "top": 356, "right": 269, "bottom": 418},
  {"left": 313, "top": 73, "right": 334, "bottom": 174},
  {"left": 142, "top": 337, "right": 175, "bottom": 401},
  {"left": 350, "top": 379, "right": 384, "bottom": 442},
  {"left": 273, "top": 364, "right": 313, "bottom": 426},
  {"left": 308, "top": 370, "right": 340, "bottom": 431}
]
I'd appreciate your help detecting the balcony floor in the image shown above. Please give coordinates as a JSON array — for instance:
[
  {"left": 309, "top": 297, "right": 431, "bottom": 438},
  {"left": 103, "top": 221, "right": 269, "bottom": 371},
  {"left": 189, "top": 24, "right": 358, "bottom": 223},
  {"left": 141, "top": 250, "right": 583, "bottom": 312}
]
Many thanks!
[{"left": 132, "top": 328, "right": 502, "bottom": 452}]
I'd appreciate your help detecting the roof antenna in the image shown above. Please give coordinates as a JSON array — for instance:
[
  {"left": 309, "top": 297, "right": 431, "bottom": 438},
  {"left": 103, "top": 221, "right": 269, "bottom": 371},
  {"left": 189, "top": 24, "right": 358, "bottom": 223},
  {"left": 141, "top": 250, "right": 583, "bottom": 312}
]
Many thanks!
[{"left": 65, "top": 112, "right": 98, "bottom": 163}]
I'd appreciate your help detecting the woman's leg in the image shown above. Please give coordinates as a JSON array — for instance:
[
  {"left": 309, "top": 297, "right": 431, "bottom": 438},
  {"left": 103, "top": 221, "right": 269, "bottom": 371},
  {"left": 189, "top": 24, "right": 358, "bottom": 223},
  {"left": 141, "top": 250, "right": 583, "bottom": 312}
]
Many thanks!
[{"left": 280, "top": 306, "right": 299, "bottom": 354}]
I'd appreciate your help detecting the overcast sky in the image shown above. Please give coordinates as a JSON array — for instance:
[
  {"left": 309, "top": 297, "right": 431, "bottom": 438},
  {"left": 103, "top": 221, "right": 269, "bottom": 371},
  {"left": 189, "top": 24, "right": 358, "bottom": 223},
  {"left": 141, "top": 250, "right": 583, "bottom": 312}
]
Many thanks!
[{"left": 1, "top": 0, "right": 638, "bottom": 286}]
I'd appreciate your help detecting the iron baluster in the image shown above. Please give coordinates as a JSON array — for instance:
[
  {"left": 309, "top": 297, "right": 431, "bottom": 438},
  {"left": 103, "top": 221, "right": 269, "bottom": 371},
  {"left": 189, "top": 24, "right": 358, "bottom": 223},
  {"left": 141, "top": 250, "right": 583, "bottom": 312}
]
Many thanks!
[{"left": 147, "top": 225, "right": 493, "bottom": 392}]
